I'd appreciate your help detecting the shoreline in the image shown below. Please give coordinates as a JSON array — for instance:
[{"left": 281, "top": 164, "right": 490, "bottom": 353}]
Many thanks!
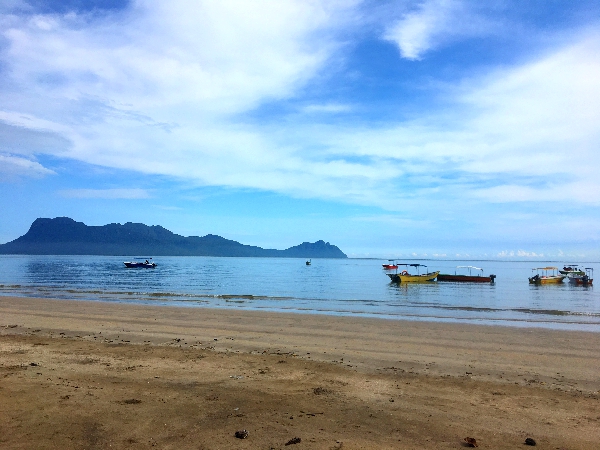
[
  {"left": 2, "top": 295, "right": 599, "bottom": 393},
  {"left": 2, "top": 291, "right": 599, "bottom": 333}
]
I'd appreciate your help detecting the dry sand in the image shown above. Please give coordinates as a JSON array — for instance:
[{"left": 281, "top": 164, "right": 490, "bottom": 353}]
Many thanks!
[{"left": 1, "top": 295, "right": 599, "bottom": 449}]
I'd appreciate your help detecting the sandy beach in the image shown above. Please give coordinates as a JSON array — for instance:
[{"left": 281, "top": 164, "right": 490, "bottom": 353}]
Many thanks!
[{"left": 1, "top": 296, "right": 599, "bottom": 449}]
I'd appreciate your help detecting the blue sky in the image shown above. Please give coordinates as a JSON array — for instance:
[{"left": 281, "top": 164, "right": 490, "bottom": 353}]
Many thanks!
[{"left": 1, "top": 0, "right": 600, "bottom": 259}]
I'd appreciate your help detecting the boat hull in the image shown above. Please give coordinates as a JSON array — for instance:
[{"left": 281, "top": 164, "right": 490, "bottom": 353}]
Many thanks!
[
  {"left": 528, "top": 275, "right": 565, "bottom": 284},
  {"left": 388, "top": 271, "right": 439, "bottom": 283},
  {"left": 568, "top": 276, "right": 593, "bottom": 286},
  {"left": 124, "top": 262, "right": 157, "bottom": 268},
  {"left": 437, "top": 274, "right": 494, "bottom": 283},
  {"left": 382, "top": 264, "right": 398, "bottom": 270}
]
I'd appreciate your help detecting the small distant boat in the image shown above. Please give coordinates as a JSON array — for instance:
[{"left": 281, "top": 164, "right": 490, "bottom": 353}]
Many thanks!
[
  {"left": 559, "top": 264, "right": 585, "bottom": 276},
  {"left": 124, "top": 259, "right": 157, "bottom": 268},
  {"left": 568, "top": 267, "right": 593, "bottom": 286},
  {"left": 306, "top": 259, "right": 311, "bottom": 266},
  {"left": 437, "top": 266, "right": 496, "bottom": 283},
  {"left": 382, "top": 260, "right": 398, "bottom": 270},
  {"left": 528, "top": 267, "right": 565, "bottom": 284},
  {"left": 387, "top": 263, "right": 439, "bottom": 283}
]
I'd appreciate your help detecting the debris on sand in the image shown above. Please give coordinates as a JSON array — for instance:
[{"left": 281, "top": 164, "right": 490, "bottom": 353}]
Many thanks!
[
  {"left": 285, "top": 437, "right": 301, "bottom": 445},
  {"left": 313, "top": 386, "right": 332, "bottom": 395},
  {"left": 464, "top": 437, "right": 478, "bottom": 447},
  {"left": 234, "top": 430, "right": 248, "bottom": 439},
  {"left": 525, "top": 437, "right": 536, "bottom": 446}
]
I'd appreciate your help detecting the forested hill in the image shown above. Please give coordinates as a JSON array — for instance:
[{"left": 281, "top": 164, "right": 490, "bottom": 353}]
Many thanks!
[{"left": 0, "top": 217, "right": 348, "bottom": 258}]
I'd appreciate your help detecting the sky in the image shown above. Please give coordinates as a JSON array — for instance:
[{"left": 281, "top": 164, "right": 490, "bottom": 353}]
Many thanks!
[{"left": 1, "top": 0, "right": 600, "bottom": 260}]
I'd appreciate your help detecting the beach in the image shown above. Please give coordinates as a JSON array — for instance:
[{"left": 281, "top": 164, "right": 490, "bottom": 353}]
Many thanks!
[{"left": 1, "top": 296, "right": 599, "bottom": 449}]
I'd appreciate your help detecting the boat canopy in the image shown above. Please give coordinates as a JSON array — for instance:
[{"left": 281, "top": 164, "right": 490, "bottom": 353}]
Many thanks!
[
  {"left": 453, "top": 265, "right": 484, "bottom": 275},
  {"left": 397, "top": 263, "right": 427, "bottom": 268}
]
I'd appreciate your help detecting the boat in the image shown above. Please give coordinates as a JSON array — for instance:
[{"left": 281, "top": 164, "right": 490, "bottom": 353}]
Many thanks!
[
  {"left": 559, "top": 264, "right": 585, "bottom": 276},
  {"left": 306, "top": 259, "right": 311, "bottom": 266},
  {"left": 387, "top": 263, "right": 439, "bottom": 283},
  {"left": 567, "top": 267, "right": 593, "bottom": 286},
  {"left": 528, "top": 267, "right": 565, "bottom": 284},
  {"left": 124, "top": 259, "right": 157, "bottom": 268},
  {"left": 437, "top": 266, "right": 496, "bottom": 283},
  {"left": 382, "top": 260, "right": 398, "bottom": 270}
]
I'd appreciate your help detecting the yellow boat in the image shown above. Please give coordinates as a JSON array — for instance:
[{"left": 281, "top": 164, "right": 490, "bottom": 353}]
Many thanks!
[
  {"left": 387, "top": 264, "right": 439, "bottom": 283},
  {"left": 528, "top": 267, "right": 565, "bottom": 284}
]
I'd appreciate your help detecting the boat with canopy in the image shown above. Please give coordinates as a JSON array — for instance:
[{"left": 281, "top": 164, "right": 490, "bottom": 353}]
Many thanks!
[
  {"left": 387, "top": 263, "right": 439, "bottom": 283},
  {"left": 567, "top": 267, "right": 593, "bottom": 286},
  {"left": 437, "top": 266, "right": 496, "bottom": 283},
  {"left": 528, "top": 267, "right": 565, "bottom": 284}
]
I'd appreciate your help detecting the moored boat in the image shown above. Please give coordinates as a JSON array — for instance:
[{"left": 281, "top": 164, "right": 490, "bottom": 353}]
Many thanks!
[
  {"left": 568, "top": 267, "right": 593, "bottom": 286},
  {"left": 387, "top": 263, "right": 439, "bottom": 283},
  {"left": 437, "top": 266, "right": 496, "bottom": 283},
  {"left": 529, "top": 267, "right": 565, "bottom": 284},
  {"left": 559, "top": 264, "right": 585, "bottom": 276},
  {"left": 382, "top": 260, "right": 398, "bottom": 270},
  {"left": 124, "top": 259, "right": 157, "bottom": 268}
]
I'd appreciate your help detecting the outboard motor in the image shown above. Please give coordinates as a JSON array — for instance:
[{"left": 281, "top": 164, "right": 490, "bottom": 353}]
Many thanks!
[{"left": 489, "top": 274, "right": 496, "bottom": 283}]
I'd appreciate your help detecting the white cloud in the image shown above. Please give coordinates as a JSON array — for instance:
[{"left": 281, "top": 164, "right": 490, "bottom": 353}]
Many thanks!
[
  {"left": 0, "top": 2, "right": 599, "bottom": 215},
  {"left": 302, "top": 31, "right": 600, "bottom": 208},
  {"left": 58, "top": 188, "right": 151, "bottom": 199},
  {"left": 472, "top": 181, "right": 600, "bottom": 205},
  {"left": 0, "top": 153, "right": 55, "bottom": 180},
  {"left": 0, "top": 0, "right": 363, "bottom": 196},
  {"left": 301, "top": 103, "right": 352, "bottom": 114},
  {"left": 1, "top": 0, "right": 355, "bottom": 114},
  {"left": 496, "top": 250, "right": 544, "bottom": 258},
  {"left": 382, "top": 0, "right": 495, "bottom": 60}
]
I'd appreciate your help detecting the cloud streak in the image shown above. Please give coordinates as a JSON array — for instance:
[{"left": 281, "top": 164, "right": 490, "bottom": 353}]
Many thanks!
[
  {"left": 58, "top": 188, "right": 151, "bottom": 199},
  {"left": 382, "top": 0, "right": 496, "bottom": 60},
  {"left": 0, "top": 154, "right": 55, "bottom": 180}
]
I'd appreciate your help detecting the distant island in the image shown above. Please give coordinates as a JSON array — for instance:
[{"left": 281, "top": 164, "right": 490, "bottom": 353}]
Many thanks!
[{"left": 0, "top": 217, "right": 347, "bottom": 258}]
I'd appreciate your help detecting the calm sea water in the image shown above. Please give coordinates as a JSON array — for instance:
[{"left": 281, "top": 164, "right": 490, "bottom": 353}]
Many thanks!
[{"left": 1, "top": 255, "right": 598, "bottom": 332}]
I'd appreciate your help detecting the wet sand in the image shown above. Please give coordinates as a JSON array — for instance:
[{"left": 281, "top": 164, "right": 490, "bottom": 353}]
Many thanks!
[{"left": 1, "top": 295, "right": 599, "bottom": 449}]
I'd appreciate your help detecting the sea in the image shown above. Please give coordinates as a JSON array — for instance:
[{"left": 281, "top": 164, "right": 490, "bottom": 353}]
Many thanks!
[{"left": 1, "top": 255, "right": 599, "bottom": 332}]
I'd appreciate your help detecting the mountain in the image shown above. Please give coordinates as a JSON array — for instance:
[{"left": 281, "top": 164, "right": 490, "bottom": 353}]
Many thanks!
[{"left": 0, "top": 217, "right": 347, "bottom": 258}]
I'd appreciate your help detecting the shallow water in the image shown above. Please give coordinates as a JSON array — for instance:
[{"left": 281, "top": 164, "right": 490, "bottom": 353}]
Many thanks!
[{"left": 0, "top": 255, "right": 598, "bottom": 331}]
